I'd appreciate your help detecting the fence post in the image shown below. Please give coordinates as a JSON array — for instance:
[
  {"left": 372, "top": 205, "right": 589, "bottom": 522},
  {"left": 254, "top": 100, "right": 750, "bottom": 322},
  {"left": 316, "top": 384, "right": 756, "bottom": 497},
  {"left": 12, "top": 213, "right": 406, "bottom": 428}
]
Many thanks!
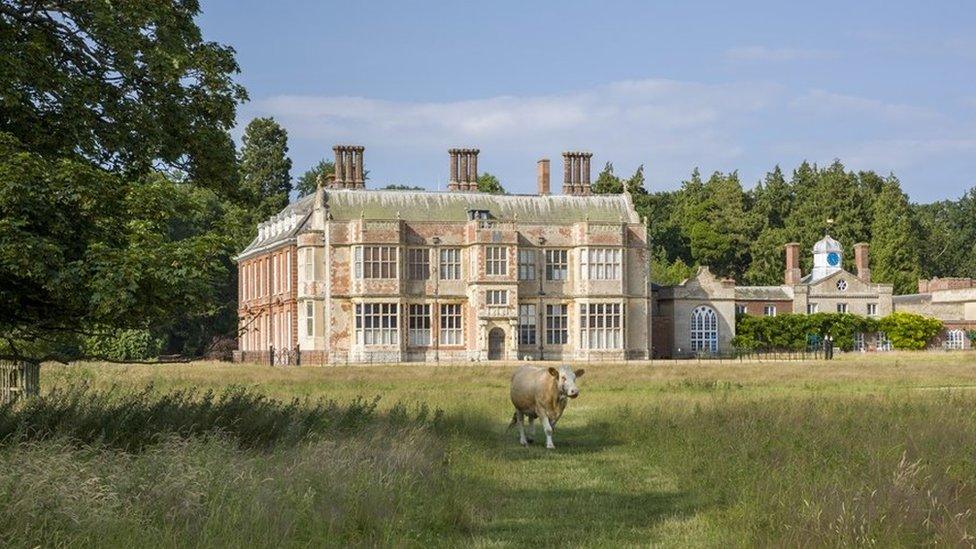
[{"left": 269, "top": 344, "right": 275, "bottom": 366}]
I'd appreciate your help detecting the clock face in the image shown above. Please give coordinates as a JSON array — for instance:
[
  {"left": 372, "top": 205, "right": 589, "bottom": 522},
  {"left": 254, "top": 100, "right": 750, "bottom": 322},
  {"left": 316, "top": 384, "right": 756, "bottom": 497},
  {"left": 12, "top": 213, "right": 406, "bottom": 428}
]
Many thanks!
[{"left": 826, "top": 252, "right": 840, "bottom": 266}]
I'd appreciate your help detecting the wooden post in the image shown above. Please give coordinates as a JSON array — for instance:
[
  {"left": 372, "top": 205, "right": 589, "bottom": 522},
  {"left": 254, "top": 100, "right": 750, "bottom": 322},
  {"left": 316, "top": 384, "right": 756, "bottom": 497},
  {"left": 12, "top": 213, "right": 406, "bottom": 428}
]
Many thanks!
[{"left": 1, "top": 361, "right": 40, "bottom": 404}]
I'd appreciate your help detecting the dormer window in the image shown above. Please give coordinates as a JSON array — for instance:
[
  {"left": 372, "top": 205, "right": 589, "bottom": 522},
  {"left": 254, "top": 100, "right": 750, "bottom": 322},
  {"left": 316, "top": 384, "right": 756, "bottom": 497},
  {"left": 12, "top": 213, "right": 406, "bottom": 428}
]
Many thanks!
[{"left": 467, "top": 209, "right": 490, "bottom": 221}]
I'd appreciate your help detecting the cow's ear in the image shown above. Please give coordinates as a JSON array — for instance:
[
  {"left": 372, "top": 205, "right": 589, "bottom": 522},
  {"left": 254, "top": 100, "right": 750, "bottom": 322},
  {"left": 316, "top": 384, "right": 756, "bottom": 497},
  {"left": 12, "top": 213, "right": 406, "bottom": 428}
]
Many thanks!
[
  {"left": 547, "top": 367, "right": 559, "bottom": 377},
  {"left": 574, "top": 369, "right": 585, "bottom": 378}
]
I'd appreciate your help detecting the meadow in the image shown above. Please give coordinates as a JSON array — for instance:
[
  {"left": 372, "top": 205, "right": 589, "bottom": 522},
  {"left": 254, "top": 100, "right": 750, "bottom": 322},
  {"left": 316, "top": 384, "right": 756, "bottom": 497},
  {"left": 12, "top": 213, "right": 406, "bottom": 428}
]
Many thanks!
[{"left": 3, "top": 352, "right": 976, "bottom": 547}]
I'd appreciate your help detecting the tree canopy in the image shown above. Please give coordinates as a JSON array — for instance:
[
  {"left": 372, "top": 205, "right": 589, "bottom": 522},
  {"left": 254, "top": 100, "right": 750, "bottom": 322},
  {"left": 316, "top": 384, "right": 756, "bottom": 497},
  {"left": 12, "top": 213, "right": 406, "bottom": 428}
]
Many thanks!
[
  {"left": 0, "top": 0, "right": 246, "bottom": 363},
  {"left": 238, "top": 117, "right": 292, "bottom": 220},
  {"left": 295, "top": 159, "right": 335, "bottom": 197},
  {"left": 592, "top": 159, "right": 976, "bottom": 289},
  {"left": 477, "top": 173, "right": 506, "bottom": 194}
]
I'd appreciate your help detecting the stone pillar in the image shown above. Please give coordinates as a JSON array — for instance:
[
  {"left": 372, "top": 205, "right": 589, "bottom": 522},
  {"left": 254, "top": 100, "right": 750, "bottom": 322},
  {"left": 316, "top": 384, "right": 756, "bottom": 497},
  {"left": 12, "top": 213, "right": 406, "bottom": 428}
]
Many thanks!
[
  {"left": 459, "top": 151, "right": 469, "bottom": 191},
  {"left": 581, "top": 153, "right": 592, "bottom": 195},
  {"left": 448, "top": 149, "right": 459, "bottom": 191},
  {"left": 353, "top": 146, "right": 364, "bottom": 189},
  {"left": 344, "top": 150, "right": 354, "bottom": 190},
  {"left": 784, "top": 242, "right": 801, "bottom": 285},
  {"left": 562, "top": 152, "right": 573, "bottom": 195},
  {"left": 470, "top": 148, "right": 479, "bottom": 191},
  {"left": 854, "top": 243, "right": 871, "bottom": 282},
  {"left": 572, "top": 153, "right": 582, "bottom": 195},
  {"left": 537, "top": 159, "right": 550, "bottom": 195},
  {"left": 332, "top": 145, "right": 344, "bottom": 188}
]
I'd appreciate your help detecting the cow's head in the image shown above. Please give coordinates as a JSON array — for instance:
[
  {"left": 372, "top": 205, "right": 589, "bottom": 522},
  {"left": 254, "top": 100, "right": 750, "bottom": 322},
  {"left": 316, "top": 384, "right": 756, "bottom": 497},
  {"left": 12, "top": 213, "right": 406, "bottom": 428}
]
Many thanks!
[{"left": 548, "top": 365, "right": 584, "bottom": 399}]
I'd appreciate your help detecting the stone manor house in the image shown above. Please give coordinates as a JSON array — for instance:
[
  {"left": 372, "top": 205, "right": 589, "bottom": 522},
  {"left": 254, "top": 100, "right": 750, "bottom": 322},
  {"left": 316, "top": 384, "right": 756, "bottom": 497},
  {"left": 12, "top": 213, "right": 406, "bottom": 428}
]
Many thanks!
[{"left": 234, "top": 145, "right": 975, "bottom": 363}]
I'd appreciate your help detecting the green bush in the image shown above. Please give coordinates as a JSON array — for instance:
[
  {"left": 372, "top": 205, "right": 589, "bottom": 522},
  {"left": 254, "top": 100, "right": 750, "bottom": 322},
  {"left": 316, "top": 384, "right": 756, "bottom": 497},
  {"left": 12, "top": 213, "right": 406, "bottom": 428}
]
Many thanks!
[
  {"left": 733, "top": 313, "right": 878, "bottom": 352},
  {"left": 82, "top": 329, "right": 163, "bottom": 361},
  {"left": 877, "top": 312, "right": 944, "bottom": 350}
]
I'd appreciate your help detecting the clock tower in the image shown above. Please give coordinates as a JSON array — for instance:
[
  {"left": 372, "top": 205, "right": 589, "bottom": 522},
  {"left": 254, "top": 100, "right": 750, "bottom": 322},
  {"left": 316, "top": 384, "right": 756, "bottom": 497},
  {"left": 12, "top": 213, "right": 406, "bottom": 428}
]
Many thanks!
[{"left": 811, "top": 234, "right": 843, "bottom": 282}]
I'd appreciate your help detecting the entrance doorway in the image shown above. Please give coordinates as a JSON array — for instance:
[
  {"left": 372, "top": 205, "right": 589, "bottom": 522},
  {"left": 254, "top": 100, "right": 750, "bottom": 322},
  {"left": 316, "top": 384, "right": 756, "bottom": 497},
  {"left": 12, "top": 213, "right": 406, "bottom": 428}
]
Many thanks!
[{"left": 488, "top": 327, "right": 505, "bottom": 360}]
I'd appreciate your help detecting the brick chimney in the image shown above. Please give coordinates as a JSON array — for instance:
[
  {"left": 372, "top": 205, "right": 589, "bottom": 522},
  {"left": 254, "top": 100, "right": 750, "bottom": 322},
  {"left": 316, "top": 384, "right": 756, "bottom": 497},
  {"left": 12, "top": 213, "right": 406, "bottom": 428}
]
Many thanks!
[
  {"left": 854, "top": 242, "right": 870, "bottom": 282},
  {"left": 331, "top": 145, "right": 365, "bottom": 189},
  {"left": 449, "top": 148, "right": 480, "bottom": 191},
  {"left": 537, "top": 159, "right": 550, "bottom": 195},
  {"left": 784, "top": 242, "right": 801, "bottom": 285},
  {"left": 561, "top": 151, "right": 592, "bottom": 195}
]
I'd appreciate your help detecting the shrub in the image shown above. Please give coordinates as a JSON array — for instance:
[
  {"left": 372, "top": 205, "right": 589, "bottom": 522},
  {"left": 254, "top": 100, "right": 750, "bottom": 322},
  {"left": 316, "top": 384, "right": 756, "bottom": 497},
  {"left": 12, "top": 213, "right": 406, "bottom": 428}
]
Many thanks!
[
  {"left": 733, "top": 313, "right": 878, "bottom": 352},
  {"left": 82, "top": 329, "right": 163, "bottom": 361},
  {"left": 877, "top": 312, "right": 944, "bottom": 350}
]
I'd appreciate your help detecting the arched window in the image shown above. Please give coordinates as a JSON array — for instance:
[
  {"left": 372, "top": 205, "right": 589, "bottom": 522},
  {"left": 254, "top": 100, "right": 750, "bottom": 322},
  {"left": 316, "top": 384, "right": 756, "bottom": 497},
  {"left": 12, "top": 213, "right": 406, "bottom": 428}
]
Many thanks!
[
  {"left": 946, "top": 329, "right": 966, "bottom": 350},
  {"left": 690, "top": 305, "right": 718, "bottom": 354}
]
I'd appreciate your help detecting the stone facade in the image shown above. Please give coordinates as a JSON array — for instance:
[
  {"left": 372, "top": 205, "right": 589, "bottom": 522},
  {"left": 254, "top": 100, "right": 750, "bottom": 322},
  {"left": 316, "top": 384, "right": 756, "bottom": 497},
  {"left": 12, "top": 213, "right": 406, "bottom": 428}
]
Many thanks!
[
  {"left": 894, "top": 280, "right": 976, "bottom": 349},
  {"left": 659, "top": 237, "right": 974, "bottom": 356},
  {"left": 655, "top": 267, "right": 736, "bottom": 357},
  {"left": 235, "top": 146, "right": 652, "bottom": 364},
  {"left": 234, "top": 144, "right": 976, "bottom": 363}
]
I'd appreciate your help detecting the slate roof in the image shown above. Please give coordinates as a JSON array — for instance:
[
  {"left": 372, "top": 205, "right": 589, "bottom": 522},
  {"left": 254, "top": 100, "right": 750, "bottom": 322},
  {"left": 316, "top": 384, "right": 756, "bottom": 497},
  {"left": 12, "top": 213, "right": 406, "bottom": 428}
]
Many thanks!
[
  {"left": 236, "top": 189, "right": 640, "bottom": 260},
  {"left": 323, "top": 189, "right": 639, "bottom": 223},
  {"left": 735, "top": 286, "right": 793, "bottom": 300},
  {"left": 893, "top": 293, "right": 932, "bottom": 304}
]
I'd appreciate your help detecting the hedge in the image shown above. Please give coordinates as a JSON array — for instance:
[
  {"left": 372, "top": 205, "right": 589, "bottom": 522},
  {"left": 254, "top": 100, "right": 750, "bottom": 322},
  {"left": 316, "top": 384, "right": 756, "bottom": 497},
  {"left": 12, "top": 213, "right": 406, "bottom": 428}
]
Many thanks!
[{"left": 733, "top": 312, "right": 942, "bottom": 352}]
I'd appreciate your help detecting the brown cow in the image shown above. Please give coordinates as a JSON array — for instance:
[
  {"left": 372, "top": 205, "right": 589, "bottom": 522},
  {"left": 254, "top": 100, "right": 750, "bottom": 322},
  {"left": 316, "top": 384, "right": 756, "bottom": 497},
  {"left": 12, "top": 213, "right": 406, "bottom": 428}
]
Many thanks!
[{"left": 507, "top": 364, "right": 584, "bottom": 449}]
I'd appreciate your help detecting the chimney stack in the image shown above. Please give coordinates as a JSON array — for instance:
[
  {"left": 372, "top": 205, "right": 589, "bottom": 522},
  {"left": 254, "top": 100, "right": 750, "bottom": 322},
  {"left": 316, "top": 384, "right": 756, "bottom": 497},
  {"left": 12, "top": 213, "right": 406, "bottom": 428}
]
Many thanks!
[
  {"left": 784, "top": 242, "right": 801, "bottom": 285},
  {"left": 854, "top": 242, "right": 870, "bottom": 282},
  {"left": 537, "top": 159, "right": 550, "bottom": 195},
  {"left": 331, "top": 145, "right": 365, "bottom": 189},
  {"left": 561, "top": 151, "right": 592, "bottom": 195},
  {"left": 448, "top": 148, "right": 480, "bottom": 191}
]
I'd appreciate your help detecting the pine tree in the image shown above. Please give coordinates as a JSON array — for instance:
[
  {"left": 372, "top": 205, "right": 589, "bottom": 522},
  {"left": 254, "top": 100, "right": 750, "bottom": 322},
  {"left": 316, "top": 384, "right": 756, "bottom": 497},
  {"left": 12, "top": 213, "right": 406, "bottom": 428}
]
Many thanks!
[
  {"left": 477, "top": 172, "right": 505, "bottom": 194},
  {"left": 239, "top": 117, "right": 292, "bottom": 219},
  {"left": 295, "top": 159, "right": 334, "bottom": 197},
  {"left": 870, "top": 177, "right": 922, "bottom": 294},
  {"left": 672, "top": 171, "right": 756, "bottom": 279},
  {"left": 784, "top": 161, "right": 872, "bottom": 273},
  {"left": 751, "top": 166, "right": 793, "bottom": 228},
  {"left": 591, "top": 162, "right": 622, "bottom": 194}
]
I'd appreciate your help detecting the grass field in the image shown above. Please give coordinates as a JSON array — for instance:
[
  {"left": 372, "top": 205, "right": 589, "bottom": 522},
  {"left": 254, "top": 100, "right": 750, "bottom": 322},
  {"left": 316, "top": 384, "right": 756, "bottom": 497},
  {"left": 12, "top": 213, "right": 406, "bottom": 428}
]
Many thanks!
[{"left": 4, "top": 352, "right": 976, "bottom": 547}]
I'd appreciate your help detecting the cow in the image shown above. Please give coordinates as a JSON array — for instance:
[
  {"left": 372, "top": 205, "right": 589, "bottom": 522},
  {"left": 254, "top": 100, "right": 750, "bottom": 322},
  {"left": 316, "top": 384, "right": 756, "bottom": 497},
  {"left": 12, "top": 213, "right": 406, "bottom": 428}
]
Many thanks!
[{"left": 507, "top": 364, "right": 584, "bottom": 449}]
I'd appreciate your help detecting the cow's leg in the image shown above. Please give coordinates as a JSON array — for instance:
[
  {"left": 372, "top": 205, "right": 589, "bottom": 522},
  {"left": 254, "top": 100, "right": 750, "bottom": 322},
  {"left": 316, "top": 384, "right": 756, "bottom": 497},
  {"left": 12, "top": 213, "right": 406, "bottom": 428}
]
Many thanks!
[
  {"left": 528, "top": 417, "right": 536, "bottom": 444},
  {"left": 516, "top": 410, "right": 528, "bottom": 446},
  {"left": 542, "top": 415, "right": 555, "bottom": 449}
]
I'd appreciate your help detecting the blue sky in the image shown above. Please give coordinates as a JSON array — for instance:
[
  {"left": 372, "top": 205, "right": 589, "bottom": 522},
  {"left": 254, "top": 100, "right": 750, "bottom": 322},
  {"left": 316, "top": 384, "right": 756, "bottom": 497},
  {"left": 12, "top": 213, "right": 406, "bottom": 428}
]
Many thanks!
[{"left": 198, "top": 1, "right": 976, "bottom": 201}]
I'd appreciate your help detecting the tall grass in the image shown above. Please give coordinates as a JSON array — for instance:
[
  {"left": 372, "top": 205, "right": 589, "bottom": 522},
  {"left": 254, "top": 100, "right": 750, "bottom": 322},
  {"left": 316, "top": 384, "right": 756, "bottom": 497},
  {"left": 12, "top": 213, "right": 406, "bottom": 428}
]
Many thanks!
[
  {"left": 0, "top": 384, "right": 465, "bottom": 547},
  {"left": 609, "top": 391, "right": 976, "bottom": 545},
  {"left": 0, "top": 384, "right": 444, "bottom": 451}
]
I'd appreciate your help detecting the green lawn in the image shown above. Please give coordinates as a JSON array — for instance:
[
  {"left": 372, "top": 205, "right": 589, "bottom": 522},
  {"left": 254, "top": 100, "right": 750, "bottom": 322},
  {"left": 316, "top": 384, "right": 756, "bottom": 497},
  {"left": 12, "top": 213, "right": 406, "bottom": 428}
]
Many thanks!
[{"left": 5, "top": 352, "right": 976, "bottom": 547}]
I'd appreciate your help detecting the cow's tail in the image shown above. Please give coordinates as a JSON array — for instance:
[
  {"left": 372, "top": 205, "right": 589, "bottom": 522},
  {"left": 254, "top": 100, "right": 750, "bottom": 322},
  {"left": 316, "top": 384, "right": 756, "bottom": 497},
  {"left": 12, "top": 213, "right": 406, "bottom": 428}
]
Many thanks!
[{"left": 505, "top": 412, "right": 518, "bottom": 432}]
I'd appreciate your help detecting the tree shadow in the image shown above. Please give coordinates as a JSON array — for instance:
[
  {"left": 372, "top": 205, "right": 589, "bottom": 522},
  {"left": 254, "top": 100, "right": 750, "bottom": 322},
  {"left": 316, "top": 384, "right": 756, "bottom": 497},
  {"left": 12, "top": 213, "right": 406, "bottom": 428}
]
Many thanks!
[
  {"left": 469, "top": 486, "right": 699, "bottom": 546},
  {"left": 437, "top": 409, "right": 708, "bottom": 545},
  {"left": 438, "top": 410, "right": 625, "bottom": 456}
]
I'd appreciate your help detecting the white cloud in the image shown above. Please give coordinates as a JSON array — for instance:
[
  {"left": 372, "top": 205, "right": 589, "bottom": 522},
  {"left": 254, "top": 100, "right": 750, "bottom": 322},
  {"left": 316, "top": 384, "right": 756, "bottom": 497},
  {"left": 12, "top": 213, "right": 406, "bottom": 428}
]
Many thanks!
[
  {"left": 790, "top": 90, "right": 944, "bottom": 124},
  {"left": 243, "top": 79, "right": 784, "bottom": 191},
  {"left": 724, "top": 46, "right": 837, "bottom": 62},
  {"left": 238, "top": 78, "right": 969, "bottom": 199}
]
